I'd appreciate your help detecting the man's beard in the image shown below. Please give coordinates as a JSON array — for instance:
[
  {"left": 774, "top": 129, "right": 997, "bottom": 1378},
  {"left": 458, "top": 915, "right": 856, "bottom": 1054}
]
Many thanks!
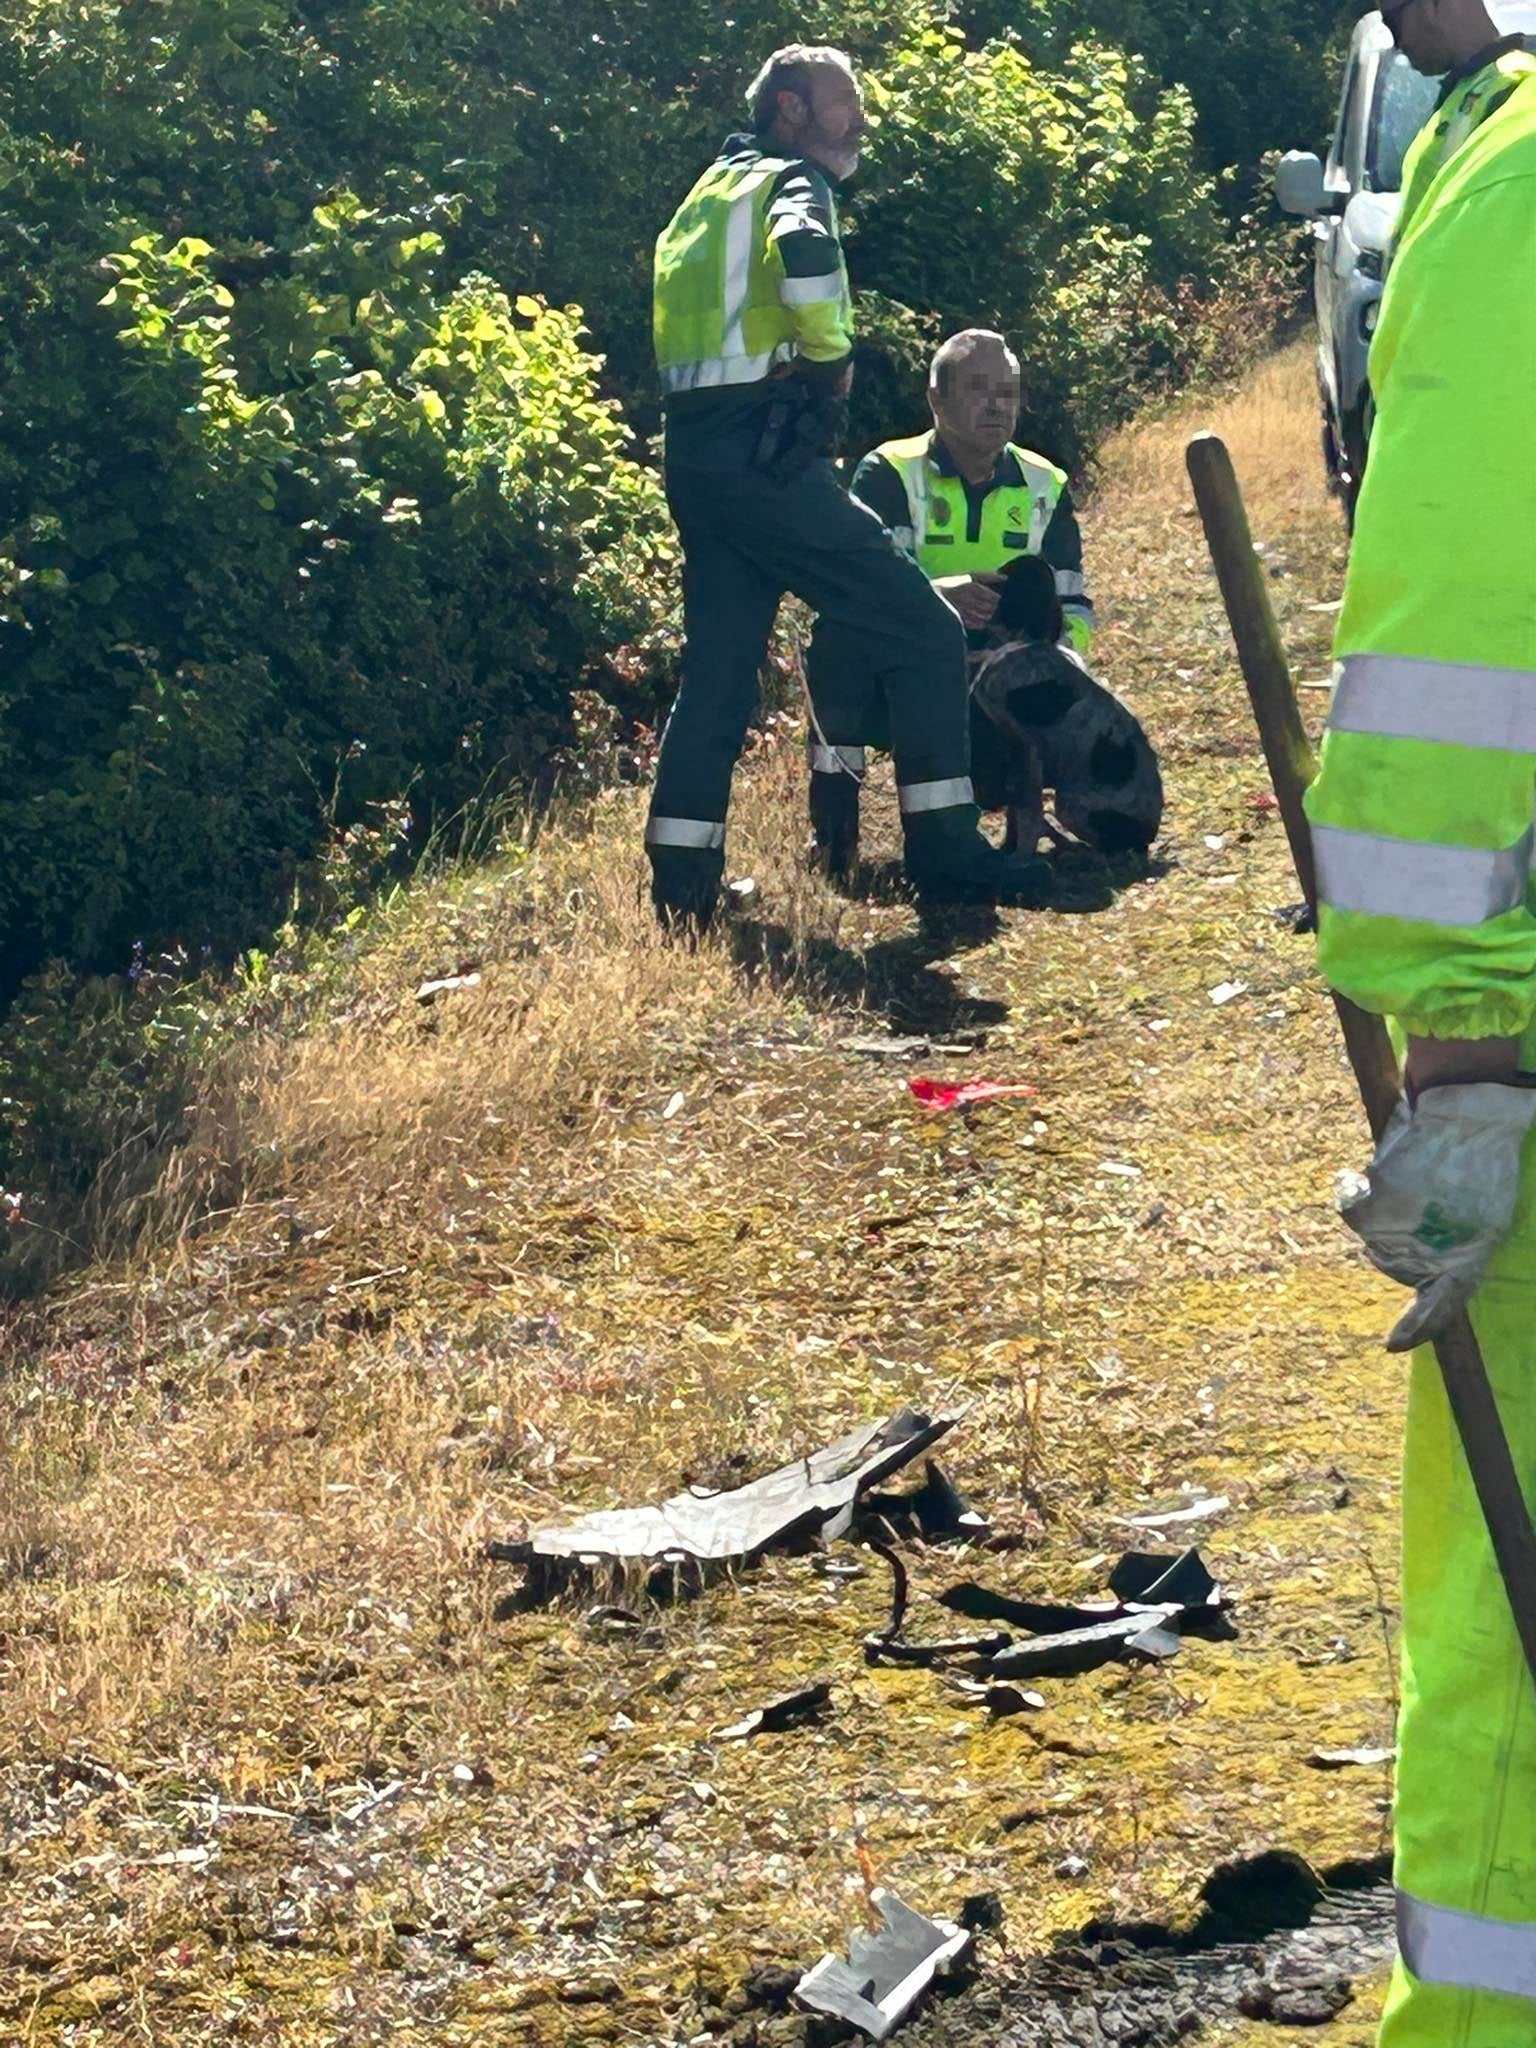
[{"left": 809, "top": 133, "right": 861, "bottom": 182}]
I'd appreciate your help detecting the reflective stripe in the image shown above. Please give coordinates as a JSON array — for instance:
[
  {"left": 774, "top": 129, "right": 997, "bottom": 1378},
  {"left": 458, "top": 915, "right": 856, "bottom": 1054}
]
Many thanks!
[
  {"left": 1329, "top": 652, "right": 1536, "bottom": 752},
  {"left": 898, "top": 776, "right": 975, "bottom": 815},
  {"left": 780, "top": 272, "right": 843, "bottom": 307},
  {"left": 1398, "top": 1891, "right": 1536, "bottom": 2000},
  {"left": 1314, "top": 822, "right": 1533, "bottom": 926},
  {"left": 646, "top": 816, "right": 726, "bottom": 850},
  {"left": 720, "top": 193, "right": 756, "bottom": 361},
  {"left": 658, "top": 350, "right": 783, "bottom": 393},
  {"left": 1054, "top": 569, "right": 1087, "bottom": 599},
  {"left": 810, "top": 744, "right": 866, "bottom": 775}
]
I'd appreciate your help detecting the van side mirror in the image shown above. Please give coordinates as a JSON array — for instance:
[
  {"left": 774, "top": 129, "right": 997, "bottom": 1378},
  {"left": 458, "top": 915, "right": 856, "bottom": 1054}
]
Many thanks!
[
  {"left": 1344, "top": 189, "right": 1401, "bottom": 257},
  {"left": 1275, "top": 151, "right": 1334, "bottom": 218}
]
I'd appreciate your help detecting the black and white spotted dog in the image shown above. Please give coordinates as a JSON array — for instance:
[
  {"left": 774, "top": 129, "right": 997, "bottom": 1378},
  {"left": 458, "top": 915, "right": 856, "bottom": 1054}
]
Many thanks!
[{"left": 968, "top": 556, "right": 1163, "bottom": 857}]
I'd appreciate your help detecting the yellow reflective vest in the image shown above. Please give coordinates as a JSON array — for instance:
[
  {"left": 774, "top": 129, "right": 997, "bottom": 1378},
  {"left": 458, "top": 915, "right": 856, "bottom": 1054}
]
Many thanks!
[
  {"left": 653, "top": 136, "right": 853, "bottom": 398},
  {"left": 1396, "top": 37, "right": 1536, "bottom": 245},
  {"left": 873, "top": 430, "right": 1094, "bottom": 654}
]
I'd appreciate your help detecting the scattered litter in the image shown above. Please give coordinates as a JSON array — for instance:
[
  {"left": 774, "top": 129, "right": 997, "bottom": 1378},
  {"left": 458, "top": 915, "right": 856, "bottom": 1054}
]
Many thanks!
[
  {"left": 727, "top": 876, "right": 757, "bottom": 901},
  {"left": 1148, "top": 1018, "right": 1172, "bottom": 1033},
  {"left": 584, "top": 1604, "right": 645, "bottom": 1633},
  {"left": 415, "top": 970, "right": 483, "bottom": 1004},
  {"left": 491, "top": 1407, "right": 962, "bottom": 1584},
  {"left": 1204, "top": 834, "right": 1226, "bottom": 852},
  {"left": 1249, "top": 791, "right": 1280, "bottom": 813},
  {"left": 1119, "top": 1494, "right": 1230, "bottom": 1531},
  {"left": 909, "top": 1077, "right": 1036, "bottom": 1112},
  {"left": 1297, "top": 676, "right": 1335, "bottom": 690},
  {"left": 1307, "top": 1747, "right": 1393, "bottom": 1772},
  {"left": 1307, "top": 600, "right": 1344, "bottom": 614},
  {"left": 715, "top": 1682, "right": 833, "bottom": 1742},
  {"left": 662, "top": 1090, "right": 686, "bottom": 1120},
  {"left": 1208, "top": 982, "right": 1248, "bottom": 1007},
  {"left": 796, "top": 1890, "right": 974, "bottom": 2041},
  {"left": 1056, "top": 1855, "right": 1092, "bottom": 1881},
  {"left": 1273, "top": 900, "right": 1317, "bottom": 934},
  {"left": 1098, "top": 1160, "right": 1142, "bottom": 1180},
  {"left": 845, "top": 1034, "right": 979, "bottom": 1060},
  {"left": 948, "top": 1678, "right": 1046, "bottom": 1718}
]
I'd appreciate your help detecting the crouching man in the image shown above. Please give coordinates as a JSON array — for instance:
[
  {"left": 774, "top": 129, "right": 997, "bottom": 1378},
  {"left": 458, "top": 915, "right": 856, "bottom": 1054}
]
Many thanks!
[{"left": 805, "top": 327, "right": 1161, "bottom": 871}]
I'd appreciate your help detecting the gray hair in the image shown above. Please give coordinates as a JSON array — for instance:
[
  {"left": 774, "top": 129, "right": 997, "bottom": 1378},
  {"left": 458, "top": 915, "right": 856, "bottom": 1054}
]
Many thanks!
[
  {"left": 746, "top": 45, "right": 855, "bottom": 134},
  {"left": 930, "top": 328, "right": 1021, "bottom": 401}
]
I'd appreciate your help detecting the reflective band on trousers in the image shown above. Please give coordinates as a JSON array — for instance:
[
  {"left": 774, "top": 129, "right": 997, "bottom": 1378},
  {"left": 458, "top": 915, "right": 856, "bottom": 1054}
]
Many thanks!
[
  {"left": 1054, "top": 569, "right": 1087, "bottom": 598},
  {"left": 898, "top": 776, "right": 975, "bottom": 815},
  {"left": 646, "top": 816, "right": 726, "bottom": 850},
  {"left": 810, "top": 744, "right": 866, "bottom": 775},
  {"left": 1398, "top": 1891, "right": 1536, "bottom": 2001},
  {"left": 1313, "top": 821, "right": 1533, "bottom": 927},
  {"left": 1329, "top": 652, "right": 1536, "bottom": 752}
]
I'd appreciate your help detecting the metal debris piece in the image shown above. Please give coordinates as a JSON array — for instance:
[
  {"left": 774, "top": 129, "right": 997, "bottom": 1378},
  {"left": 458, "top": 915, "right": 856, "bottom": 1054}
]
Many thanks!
[
  {"left": 715, "top": 1682, "right": 833, "bottom": 1742},
  {"left": 988, "top": 1608, "right": 1186, "bottom": 1680},
  {"left": 495, "top": 1407, "right": 961, "bottom": 1571},
  {"left": 796, "top": 1889, "right": 974, "bottom": 2041},
  {"left": 1307, "top": 1747, "right": 1394, "bottom": 1772}
]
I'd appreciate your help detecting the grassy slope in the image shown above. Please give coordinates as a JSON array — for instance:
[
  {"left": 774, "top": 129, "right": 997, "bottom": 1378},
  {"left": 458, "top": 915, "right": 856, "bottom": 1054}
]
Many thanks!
[{"left": 0, "top": 343, "right": 1406, "bottom": 2044}]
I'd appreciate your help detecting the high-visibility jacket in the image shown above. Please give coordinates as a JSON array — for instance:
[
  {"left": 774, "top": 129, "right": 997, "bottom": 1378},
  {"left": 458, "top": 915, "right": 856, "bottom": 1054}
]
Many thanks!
[
  {"left": 1396, "top": 36, "right": 1536, "bottom": 245},
  {"left": 653, "top": 134, "right": 853, "bottom": 399},
  {"left": 1307, "top": 68, "right": 1536, "bottom": 1052},
  {"left": 861, "top": 430, "right": 1097, "bottom": 655},
  {"left": 1305, "top": 63, "right": 1536, "bottom": 2048}
]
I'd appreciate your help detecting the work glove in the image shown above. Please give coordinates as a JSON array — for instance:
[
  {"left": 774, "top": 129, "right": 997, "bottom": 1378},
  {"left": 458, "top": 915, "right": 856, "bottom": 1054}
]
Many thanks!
[{"left": 1338, "top": 1082, "right": 1536, "bottom": 1352}]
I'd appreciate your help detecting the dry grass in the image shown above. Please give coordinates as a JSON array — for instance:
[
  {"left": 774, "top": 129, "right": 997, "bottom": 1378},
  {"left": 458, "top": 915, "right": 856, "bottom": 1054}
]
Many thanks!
[{"left": 0, "top": 341, "right": 1405, "bottom": 2046}]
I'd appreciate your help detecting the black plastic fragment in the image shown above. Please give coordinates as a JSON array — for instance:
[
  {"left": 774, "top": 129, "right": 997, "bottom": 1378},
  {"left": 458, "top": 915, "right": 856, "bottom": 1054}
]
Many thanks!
[
  {"left": 1108, "top": 1547, "right": 1218, "bottom": 1608},
  {"left": 939, "top": 1581, "right": 1120, "bottom": 1633},
  {"left": 715, "top": 1681, "right": 834, "bottom": 1741}
]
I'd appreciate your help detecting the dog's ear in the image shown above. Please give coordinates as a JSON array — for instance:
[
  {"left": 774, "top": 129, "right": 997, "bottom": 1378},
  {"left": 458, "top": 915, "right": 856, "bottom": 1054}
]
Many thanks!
[{"left": 994, "top": 554, "right": 1063, "bottom": 642}]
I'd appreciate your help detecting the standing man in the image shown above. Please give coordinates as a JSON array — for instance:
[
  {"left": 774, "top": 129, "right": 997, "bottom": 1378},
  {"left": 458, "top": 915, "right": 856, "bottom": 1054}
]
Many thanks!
[
  {"left": 1305, "top": 5, "right": 1536, "bottom": 2040},
  {"left": 804, "top": 328, "right": 1099, "bottom": 872},
  {"left": 648, "top": 46, "right": 1044, "bottom": 928}
]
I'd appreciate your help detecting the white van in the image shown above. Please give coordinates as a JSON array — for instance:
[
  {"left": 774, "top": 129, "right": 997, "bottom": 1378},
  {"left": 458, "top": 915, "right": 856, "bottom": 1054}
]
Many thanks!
[{"left": 1275, "top": 12, "right": 1440, "bottom": 516}]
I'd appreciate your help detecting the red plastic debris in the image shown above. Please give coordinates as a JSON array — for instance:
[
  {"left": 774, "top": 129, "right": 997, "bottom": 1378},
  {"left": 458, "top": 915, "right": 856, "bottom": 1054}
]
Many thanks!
[
  {"left": 909, "top": 1077, "right": 1037, "bottom": 1112},
  {"left": 1248, "top": 791, "right": 1280, "bottom": 813}
]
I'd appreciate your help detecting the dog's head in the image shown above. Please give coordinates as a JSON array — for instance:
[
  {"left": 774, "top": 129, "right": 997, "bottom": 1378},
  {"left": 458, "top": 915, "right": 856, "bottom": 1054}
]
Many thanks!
[{"left": 990, "top": 553, "right": 1063, "bottom": 644}]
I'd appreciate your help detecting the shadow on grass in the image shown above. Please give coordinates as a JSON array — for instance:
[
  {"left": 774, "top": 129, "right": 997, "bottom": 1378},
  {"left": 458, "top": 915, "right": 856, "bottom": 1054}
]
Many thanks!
[{"left": 730, "top": 848, "right": 1164, "bottom": 1036}]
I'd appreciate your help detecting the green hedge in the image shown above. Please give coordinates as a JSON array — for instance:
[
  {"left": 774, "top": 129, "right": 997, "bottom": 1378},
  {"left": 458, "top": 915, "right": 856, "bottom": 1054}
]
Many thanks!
[{"left": 0, "top": 0, "right": 1316, "bottom": 1001}]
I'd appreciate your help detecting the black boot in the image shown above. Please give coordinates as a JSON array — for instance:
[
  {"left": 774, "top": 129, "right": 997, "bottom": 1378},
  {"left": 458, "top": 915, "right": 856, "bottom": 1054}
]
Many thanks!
[
  {"left": 903, "top": 810, "right": 1049, "bottom": 906},
  {"left": 808, "top": 768, "right": 860, "bottom": 880},
  {"left": 648, "top": 845, "right": 723, "bottom": 937}
]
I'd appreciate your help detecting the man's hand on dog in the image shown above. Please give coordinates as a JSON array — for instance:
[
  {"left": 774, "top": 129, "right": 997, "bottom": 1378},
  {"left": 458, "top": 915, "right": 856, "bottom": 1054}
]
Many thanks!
[{"left": 934, "top": 572, "right": 1005, "bottom": 630}]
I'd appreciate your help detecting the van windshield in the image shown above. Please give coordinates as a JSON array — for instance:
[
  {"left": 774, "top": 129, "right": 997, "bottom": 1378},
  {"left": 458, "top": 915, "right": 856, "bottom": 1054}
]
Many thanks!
[{"left": 1368, "top": 55, "right": 1443, "bottom": 189}]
